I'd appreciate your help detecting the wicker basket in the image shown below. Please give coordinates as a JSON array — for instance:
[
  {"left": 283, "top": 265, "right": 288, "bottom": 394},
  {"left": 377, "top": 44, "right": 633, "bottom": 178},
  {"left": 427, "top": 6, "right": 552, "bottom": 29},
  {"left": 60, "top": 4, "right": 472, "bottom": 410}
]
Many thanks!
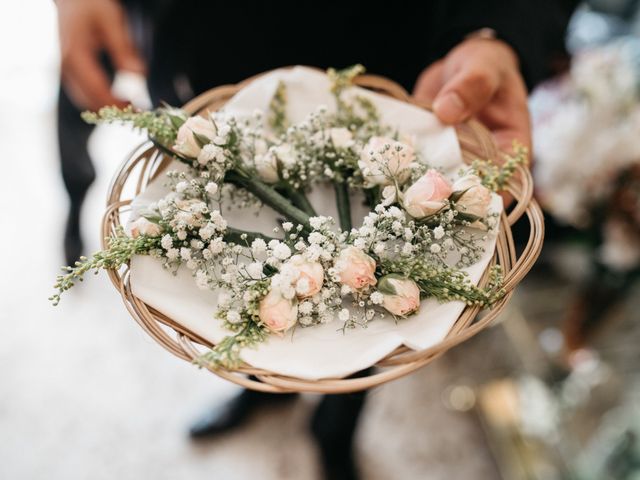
[{"left": 102, "top": 70, "right": 544, "bottom": 393}]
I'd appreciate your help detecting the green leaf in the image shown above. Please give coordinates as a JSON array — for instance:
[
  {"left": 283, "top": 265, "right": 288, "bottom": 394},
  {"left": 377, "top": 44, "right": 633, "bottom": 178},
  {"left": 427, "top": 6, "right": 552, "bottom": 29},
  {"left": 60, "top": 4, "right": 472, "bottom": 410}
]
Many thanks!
[{"left": 192, "top": 131, "right": 211, "bottom": 148}]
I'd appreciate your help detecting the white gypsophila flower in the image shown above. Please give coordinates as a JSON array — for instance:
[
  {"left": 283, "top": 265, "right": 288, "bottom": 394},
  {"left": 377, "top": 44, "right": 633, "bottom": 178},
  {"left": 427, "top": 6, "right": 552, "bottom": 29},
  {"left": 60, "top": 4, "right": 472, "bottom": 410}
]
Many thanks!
[
  {"left": 197, "top": 144, "right": 224, "bottom": 165},
  {"left": 338, "top": 308, "right": 350, "bottom": 322},
  {"left": 175, "top": 181, "right": 189, "bottom": 193},
  {"left": 305, "top": 244, "right": 323, "bottom": 261},
  {"left": 227, "top": 310, "right": 242, "bottom": 324},
  {"left": 373, "top": 243, "right": 385, "bottom": 255},
  {"left": 430, "top": 244, "right": 441, "bottom": 254},
  {"left": 309, "top": 216, "right": 328, "bottom": 230},
  {"left": 205, "top": 182, "right": 218, "bottom": 195},
  {"left": 251, "top": 238, "right": 267, "bottom": 255},
  {"left": 353, "top": 238, "right": 367, "bottom": 250},
  {"left": 198, "top": 224, "right": 215, "bottom": 241},
  {"left": 308, "top": 232, "right": 325, "bottom": 244},
  {"left": 282, "top": 222, "right": 293, "bottom": 232},
  {"left": 370, "top": 291, "right": 384, "bottom": 305},
  {"left": 217, "top": 292, "right": 231, "bottom": 307},
  {"left": 190, "top": 239, "right": 204, "bottom": 250},
  {"left": 161, "top": 234, "right": 173, "bottom": 250},
  {"left": 299, "top": 316, "right": 313, "bottom": 326},
  {"left": 246, "top": 262, "right": 264, "bottom": 279},
  {"left": 210, "top": 210, "right": 227, "bottom": 230},
  {"left": 294, "top": 241, "right": 306, "bottom": 251},
  {"left": 166, "top": 248, "right": 180, "bottom": 261},
  {"left": 209, "top": 238, "right": 224, "bottom": 254},
  {"left": 433, "top": 226, "right": 445, "bottom": 239},
  {"left": 195, "top": 270, "right": 209, "bottom": 290},
  {"left": 180, "top": 247, "right": 192, "bottom": 260},
  {"left": 272, "top": 243, "right": 292, "bottom": 260},
  {"left": 186, "top": 260, "right": 197, "bottom": 270},
  {"left": 443, "top": 238, "right": 454, "bottom": 249},
  {"left": 299, "top": 301, "right": 313, "bottom": 315},
  {"left": 340, "top": 284, "right": 352, "bottom": 296},
  {"left": 402, "top": 243, "right": 414, "bottom": 255}
]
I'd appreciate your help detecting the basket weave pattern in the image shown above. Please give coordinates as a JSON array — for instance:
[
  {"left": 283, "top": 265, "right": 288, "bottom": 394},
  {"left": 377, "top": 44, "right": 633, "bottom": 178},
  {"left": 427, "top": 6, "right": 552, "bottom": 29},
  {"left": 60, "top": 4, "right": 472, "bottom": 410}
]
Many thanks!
[{"left": 102, "top": 73, "right": 544, "bottom": 393}]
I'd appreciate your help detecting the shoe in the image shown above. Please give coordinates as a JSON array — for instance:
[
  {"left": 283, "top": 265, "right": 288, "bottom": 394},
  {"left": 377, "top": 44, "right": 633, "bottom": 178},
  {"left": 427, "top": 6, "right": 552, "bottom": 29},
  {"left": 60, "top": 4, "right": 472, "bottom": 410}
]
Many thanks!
[
  {"left": 189, "top": 389, "right": 297, "bottom": 439},
  {"left": 64, "top": 206, "right": 83, "bottom": 266},
  {"left": 311, "top": 392, "right": 367, "bottom": 480}
]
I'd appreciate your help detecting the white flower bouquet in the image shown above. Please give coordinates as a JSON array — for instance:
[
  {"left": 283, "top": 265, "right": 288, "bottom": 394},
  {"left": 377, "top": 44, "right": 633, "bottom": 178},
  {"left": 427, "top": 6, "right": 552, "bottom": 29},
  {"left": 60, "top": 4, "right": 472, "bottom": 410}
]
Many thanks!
[{"left": 51, "top": 66, "right": 530, "bottom": 384}]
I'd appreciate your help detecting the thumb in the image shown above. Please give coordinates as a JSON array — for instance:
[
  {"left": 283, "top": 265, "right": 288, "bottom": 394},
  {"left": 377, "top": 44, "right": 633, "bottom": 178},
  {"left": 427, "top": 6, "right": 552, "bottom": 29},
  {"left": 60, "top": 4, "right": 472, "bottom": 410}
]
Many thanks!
[
  {"left": 432, "top": 68, "right": 499, "bottom": 124},
  {"left": 98, "top": 3, "right": 146, "bottom": 73}
]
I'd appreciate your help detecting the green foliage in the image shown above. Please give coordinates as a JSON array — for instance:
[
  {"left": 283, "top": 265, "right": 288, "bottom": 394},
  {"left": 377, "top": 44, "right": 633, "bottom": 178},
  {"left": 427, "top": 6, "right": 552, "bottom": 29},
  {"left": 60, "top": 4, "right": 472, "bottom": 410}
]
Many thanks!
[
  {"left": 268, "top": 80, "right": 288, "bottom": 135},
  {"left": 50, "top": 227, "right": 161, "bottom": 306},
  {"left": 472, "top": 141, "right": 529, "bottom": 192},
  {"left": 81, "top": 105, "right": 182, "bottom": 146}
]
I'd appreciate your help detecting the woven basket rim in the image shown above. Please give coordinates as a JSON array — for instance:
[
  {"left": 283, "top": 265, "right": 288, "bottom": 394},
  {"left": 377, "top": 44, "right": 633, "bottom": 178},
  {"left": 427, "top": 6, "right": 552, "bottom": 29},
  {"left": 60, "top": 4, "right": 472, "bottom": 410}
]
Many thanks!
[{"left": 101, "top": 67, "right": 544, "bottom": 393}]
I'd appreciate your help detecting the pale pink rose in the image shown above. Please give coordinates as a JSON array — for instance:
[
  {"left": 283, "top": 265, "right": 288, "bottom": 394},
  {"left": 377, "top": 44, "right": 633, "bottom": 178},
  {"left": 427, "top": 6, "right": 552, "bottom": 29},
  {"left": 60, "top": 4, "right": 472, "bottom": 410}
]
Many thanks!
[
  {"left": 452, "top": 174, "right": 492, "bottom": 218},
  {"left": 288, "top": 255, "right": 324, "bottom": 299},
  {"left": 258, "top": 289, "right": 298, "bottom": 333},
  {"left": 403, "top": 169, "right": 452, "bottom": 218},
  {"left": 329, "top": 128, "right": 354, "bottom": 148},
  {"left": 335, "top": 246, "right": 377, "bottom": 291},
  {"left": 174, "top": 116, "right": 217, "bottom": 158},
  {"left": 378, "top": 275, "right": 421, "bottom": 317},
  {"left": 255, "top": 152, "right": 279, "bottom": 183},
  {"left": 130, "top": 217, "right": 162, "bottom": 238},
  {"left": 359, "top": 136, "right": 415, "bottom": 186}
]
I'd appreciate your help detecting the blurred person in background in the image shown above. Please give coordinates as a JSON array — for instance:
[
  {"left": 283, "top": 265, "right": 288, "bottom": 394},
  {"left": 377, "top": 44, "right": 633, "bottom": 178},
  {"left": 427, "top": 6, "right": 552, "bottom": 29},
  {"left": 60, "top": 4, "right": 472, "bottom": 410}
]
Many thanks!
[{"left": 56, "top": 1, "right": 575, "bottom": 479}]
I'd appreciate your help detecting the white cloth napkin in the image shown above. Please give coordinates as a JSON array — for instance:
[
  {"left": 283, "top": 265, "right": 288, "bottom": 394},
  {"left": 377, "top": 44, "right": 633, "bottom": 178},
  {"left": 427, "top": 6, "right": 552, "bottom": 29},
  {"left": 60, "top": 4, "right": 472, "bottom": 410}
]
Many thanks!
[{"left": 128, "top": 66, "right": 501, "bottom": 380}]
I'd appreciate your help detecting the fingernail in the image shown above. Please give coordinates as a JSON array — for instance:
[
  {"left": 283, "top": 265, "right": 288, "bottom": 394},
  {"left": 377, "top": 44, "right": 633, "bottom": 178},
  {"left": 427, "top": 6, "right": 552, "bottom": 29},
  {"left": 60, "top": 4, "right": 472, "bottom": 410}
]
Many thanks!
[{"left": 433, "top": 92, "right": 465, "bottom": 123}]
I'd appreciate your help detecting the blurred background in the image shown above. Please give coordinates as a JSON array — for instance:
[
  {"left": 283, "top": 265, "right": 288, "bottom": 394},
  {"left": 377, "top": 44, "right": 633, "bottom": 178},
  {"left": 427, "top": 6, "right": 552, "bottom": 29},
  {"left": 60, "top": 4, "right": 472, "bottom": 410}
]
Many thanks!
[{"left": 2, "top": 1, "right": 640, "bottom": 479}]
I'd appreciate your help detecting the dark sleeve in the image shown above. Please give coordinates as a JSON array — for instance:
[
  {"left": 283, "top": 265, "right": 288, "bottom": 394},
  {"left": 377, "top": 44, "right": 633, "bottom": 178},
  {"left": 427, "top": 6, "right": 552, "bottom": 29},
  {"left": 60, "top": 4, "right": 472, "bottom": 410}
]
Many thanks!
[{"left": 431, "top": 0, "right": 578, "bottom": 90}]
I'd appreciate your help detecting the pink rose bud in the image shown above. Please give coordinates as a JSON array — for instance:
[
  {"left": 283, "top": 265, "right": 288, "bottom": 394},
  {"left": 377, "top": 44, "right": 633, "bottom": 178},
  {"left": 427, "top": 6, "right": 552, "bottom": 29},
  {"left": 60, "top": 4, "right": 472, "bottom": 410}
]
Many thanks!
[
  {"left": 174, "top": 116, "right": 217, "bottom": 158},
  {"left": 288, "top": 255, "right": 324, "bottom": 299},
  {"left": 359, "top": 136, "right": 416, "bottom": 186},
  {"left": 258, "top": 289, "right": 298, "bottom": 333},
  {"left": 130, "top": 217, "right": 162, "bottom": 238},
  {"left": 452, "top": 174, "right": 492, "bottom": 219},
  {"left": 335, "top": 246, "right": 377, "bottom": 291},
  {"left": 377, "top": 274, "right": 421, "bottom": 317},
  {"left": 402, "top": 169, "right": 453, "bottom": 218}
]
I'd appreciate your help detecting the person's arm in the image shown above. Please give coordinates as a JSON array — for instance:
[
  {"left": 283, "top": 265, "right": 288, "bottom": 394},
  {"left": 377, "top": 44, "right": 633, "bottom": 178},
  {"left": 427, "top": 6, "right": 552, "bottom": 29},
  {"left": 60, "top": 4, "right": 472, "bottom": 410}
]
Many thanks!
[
  {"left": 414, "top": 0, "right": 577, "bottom": 153},
  {"left": 57, "top": 0, "right": 145, "bottom": 111}
]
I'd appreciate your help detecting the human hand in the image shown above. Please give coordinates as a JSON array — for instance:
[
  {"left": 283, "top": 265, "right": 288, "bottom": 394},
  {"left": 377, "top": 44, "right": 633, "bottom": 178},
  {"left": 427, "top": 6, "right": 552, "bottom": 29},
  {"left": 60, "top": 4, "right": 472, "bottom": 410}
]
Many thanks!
[
  {"left": 57, "top": 0, "right": 145, "bottom": 111},
  {"left": 414, "top": 37, "right": 531, "bottom": 155}
]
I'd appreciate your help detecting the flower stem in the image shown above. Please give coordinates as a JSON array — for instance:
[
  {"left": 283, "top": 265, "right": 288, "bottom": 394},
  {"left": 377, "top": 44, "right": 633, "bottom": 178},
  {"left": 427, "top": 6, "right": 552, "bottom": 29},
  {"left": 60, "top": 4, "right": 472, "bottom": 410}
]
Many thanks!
[
  {"left": 223, "top": 227, "right": 276, "bottom": 245},
  {"left": 333, "top": 180, "right": 352, "bottom": 231},
  {"left": 278, "top": 186, "right": 318, "bottom": 217},
  {"left": 226, "top": 170, "right": 311, "bottom": 229},
  {"left": 363, "top": 186, "right": 380, "bottom": 209}
]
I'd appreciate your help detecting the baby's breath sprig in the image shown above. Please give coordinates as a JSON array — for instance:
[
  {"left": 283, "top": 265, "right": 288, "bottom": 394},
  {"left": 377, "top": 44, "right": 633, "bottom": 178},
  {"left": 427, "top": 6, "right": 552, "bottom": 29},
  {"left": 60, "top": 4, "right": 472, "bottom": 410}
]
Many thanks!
[
  {"left": 50, "top": 227, "right": 161, "bottom": 306},
  {"left": 197, "top": 279, "right": 271, "bottom": 368},
  {"left": 471, "top": 141, "right": 529, "bottom": 192},
  {"left": 82, "top": 105, "right": 183, "bottom": 146},
  {"left": 195, "top": 318, "right": 267, "bottom": 369}
]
